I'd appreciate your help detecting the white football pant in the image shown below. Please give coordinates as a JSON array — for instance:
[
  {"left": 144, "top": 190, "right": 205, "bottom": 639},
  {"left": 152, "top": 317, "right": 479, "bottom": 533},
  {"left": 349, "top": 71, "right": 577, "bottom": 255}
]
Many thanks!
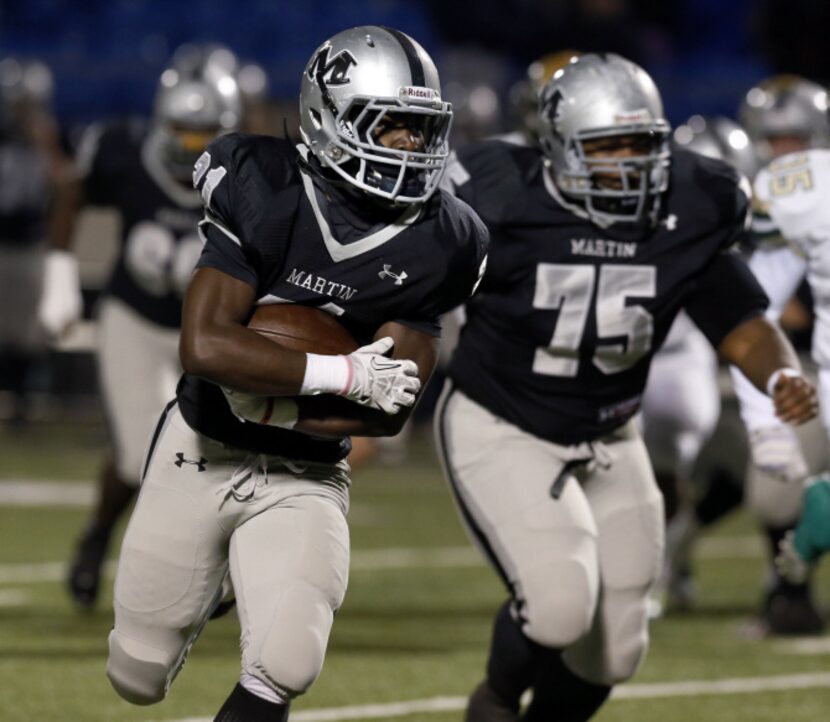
[
  {"left": 106, "top": 403, "right": 350, "bottom": 705},
  {"left": 435, "top": 383, "right": 664, "bottom": 687}
]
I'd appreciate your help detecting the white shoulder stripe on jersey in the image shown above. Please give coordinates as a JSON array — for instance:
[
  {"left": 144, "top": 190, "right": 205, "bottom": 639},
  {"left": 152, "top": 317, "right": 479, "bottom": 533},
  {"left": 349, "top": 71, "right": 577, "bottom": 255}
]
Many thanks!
[{"left": 198, "top": 213, "right": 242, "bottom": 247}]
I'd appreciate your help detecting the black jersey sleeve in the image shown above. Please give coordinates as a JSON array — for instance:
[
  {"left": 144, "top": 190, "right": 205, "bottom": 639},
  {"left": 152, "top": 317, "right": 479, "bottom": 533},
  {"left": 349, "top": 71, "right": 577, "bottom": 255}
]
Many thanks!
[
  {"left": 683, "top": 151, "right": 766, "bottom": 346},
  {"left": 193, "top": 133, "right": 301, "bottom": 291},
  {"left": 690, "top": 148, "right": 753, "bottom": 251},
  {"left": 684, "top": 249, "right": 769, "bottom": 347},
  {"left": 394, "top": 192, "right": 489, "bottom": 336},
  {"left": 438, "top": 194, "right": 489, "bottom": 309}
]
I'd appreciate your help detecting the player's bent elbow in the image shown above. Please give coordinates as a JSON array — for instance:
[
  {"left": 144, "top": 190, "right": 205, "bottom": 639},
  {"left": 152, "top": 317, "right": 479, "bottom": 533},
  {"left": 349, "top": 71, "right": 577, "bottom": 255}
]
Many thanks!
[{"left": 179, "top": 330, "right": 220, "bottom": 379}]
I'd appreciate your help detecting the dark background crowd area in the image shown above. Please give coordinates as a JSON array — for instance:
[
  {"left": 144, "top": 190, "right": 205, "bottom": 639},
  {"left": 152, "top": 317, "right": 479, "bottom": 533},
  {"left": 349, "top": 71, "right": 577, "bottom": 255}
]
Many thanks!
[{"left": 2, "top": 0, "right": 829, "bottom": 136}]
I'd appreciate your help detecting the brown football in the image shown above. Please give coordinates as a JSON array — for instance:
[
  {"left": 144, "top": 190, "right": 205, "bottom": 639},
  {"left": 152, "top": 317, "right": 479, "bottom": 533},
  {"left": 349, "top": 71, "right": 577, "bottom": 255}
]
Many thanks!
[{"left": 247, "top": 304, "right": 358, "bottom": 355}]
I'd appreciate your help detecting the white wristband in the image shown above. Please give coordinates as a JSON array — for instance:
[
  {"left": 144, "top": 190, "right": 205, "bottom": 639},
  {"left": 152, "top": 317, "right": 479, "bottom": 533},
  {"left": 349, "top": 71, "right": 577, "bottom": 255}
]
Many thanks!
[
  {"left": 300, "top": 353, "right": 351, "bottom": 396},
  {"left": 766, "top": 367, "right": 801, "bottom": 396}
]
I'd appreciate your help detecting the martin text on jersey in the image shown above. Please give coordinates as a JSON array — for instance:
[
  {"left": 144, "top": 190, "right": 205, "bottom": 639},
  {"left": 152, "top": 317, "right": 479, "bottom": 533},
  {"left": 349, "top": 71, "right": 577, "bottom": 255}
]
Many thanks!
[
  {"left": 570, "top": 238, "right": 637, "bottom": 258},
  {"left": 286, "top": 268, "right": 359, "bottom": 301}
]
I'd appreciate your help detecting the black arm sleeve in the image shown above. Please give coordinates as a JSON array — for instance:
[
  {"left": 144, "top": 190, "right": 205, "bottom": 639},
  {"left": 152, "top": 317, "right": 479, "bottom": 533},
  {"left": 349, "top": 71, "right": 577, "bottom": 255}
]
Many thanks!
[{"left": 684, "top": 251, "right": 769, "bottom": 347}]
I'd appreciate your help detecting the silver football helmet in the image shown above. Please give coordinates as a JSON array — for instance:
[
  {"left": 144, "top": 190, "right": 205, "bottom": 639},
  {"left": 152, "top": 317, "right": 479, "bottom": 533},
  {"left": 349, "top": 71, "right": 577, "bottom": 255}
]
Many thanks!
[
  {"left": 150, "top": 44, "right": 242, "bottom": 180},
  {"left": 739, "top": 74, "right": 830, "bottom": 162},
  {"left": 537, "top": 53, "right": 671, "bottom": 226},
  {"left": 509, "top": 50, "right": 581, "bottom": 146},
  {"left": 299, "top": 26, "right": 453, "bottom": 204},
  {"left": 673, "top": 115, "right": 758, "bottom": 178}
]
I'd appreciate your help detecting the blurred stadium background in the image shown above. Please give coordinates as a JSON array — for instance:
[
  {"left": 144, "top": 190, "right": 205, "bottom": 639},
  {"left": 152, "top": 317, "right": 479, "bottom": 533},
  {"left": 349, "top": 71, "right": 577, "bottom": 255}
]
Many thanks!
[{"left": 1, "top": 1, "right": 830, "bottom": 721}]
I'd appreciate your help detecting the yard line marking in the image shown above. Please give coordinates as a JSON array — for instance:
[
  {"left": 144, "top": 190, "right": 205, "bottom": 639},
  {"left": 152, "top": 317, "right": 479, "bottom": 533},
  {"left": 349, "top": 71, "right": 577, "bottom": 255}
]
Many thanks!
[
  {"left": 0, "top": 480, "right": 94, "bottom": 507},
  {"left": 152, "top": 672, "right": 830, "bottom": 722},
  {"left": 0, "top": 562, "right": 68, "bottom": 584},
  {"left": 613, "top": 671, "right": 830, "bottom": 698},
  {"left": 0, "top": 588, "right": 30, "bottom": 606},
  {"left": 351, "top": 546, "right": 481, "bottom": 570},
  {"left": 774, "top": 637, "right": 830, "bottom": 655},
  {"left": 0, "top": 560, "right": 116, "bottom": 584}
]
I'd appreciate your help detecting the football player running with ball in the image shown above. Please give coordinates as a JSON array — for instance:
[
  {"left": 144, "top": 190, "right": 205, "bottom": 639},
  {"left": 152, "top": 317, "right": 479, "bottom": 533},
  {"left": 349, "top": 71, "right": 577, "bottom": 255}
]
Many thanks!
[
  {"left": 436, "top": 53, "right": 816, "bottom": 722},
  {"left": 104, "top": 26, "right": 487, "bottom": 722}
]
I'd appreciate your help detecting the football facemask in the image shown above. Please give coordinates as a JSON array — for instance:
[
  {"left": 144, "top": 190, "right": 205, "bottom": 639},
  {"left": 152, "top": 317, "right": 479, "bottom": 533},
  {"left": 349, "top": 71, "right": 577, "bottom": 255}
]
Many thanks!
[
  {"left": 324, "top": 99, "right": 452, "bottom": 201},
  {"left": 561, "top": 128, "right": 671, "bottom": 223}
]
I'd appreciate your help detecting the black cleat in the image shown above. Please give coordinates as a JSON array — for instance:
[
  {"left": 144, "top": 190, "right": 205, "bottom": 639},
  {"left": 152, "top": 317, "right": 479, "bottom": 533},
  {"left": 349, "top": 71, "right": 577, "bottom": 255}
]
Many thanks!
[
  {"left": 762, "top": 583, "right": 826, "bottom": 636},
  {"left": 465, "top": 680, "right": 520, "bottom": 722},
  {"left": 67, "top": 525, "right": 110, "bottom": 609}
]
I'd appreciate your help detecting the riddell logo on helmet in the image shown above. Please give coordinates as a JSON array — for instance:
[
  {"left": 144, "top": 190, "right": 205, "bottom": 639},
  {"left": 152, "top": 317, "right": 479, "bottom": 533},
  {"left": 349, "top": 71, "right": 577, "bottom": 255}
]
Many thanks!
[
  {"left": 613, "top": 108, "right": 653, "bottom": 124},
  {"left": 400, "top": 86, "right": 438, "bottom": 102}
]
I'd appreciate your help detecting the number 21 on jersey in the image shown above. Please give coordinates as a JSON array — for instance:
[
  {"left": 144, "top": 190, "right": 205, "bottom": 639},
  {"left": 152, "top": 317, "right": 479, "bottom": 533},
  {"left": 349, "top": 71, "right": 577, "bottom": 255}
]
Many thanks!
[{"left": 533, "top": 263, "right": 655, "bottom": 377}]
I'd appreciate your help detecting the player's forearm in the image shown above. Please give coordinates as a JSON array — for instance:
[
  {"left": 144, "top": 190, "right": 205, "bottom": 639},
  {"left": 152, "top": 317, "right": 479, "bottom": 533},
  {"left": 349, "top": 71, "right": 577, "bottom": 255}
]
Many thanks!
[
  {"left": 718, "top": 315, "right": 800, "bottom": 393},
  {"left": 180, "top": 321, "right": 308, "bottom": 396}
]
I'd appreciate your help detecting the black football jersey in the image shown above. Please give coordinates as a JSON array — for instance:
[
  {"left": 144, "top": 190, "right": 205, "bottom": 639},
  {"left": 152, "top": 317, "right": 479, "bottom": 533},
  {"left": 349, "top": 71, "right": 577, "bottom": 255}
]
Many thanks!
[
  {"left": 177, "top": 133, "right": 488, "bottom": 462},
  {"left": 78, "top": 120, "right": 204, "bottom": 327},
  {"left": 0, "top": 139, "right": 50, "bottom": 246},
  {"left": 446, "top": 140, "right": 768, "bottom": 445}
]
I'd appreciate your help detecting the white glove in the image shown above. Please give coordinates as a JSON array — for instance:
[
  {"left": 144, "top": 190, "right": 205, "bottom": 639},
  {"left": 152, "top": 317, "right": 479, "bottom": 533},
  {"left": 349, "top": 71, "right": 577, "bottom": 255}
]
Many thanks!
[
  {"left": 775, "top": 531, "right": 811, "bottom": 585},
  {"left": 340, "top": 337, "right": 420, "bottom": 414},
  {"left": 748, "top": 426, "right": 808, "bottom": 483},
  {"left": 221, "top": 388, "right": 298, "bottom": 429},
  {"left": 38, "top": 250, "right": 83, "bottom": 338}
]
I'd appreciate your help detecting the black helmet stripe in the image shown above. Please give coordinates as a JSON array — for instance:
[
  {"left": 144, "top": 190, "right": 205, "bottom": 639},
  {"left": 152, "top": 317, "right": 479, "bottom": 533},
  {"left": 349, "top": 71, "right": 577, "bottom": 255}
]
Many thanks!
[{"left": 381, "top": 26, "right": 426, "bottom": 87}]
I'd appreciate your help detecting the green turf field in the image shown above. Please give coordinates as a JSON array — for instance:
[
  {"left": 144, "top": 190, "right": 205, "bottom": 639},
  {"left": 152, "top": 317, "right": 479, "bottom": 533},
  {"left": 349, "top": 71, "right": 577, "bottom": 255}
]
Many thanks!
[{"left": 1, "top": 421, "right": 829, "bottom": 722}]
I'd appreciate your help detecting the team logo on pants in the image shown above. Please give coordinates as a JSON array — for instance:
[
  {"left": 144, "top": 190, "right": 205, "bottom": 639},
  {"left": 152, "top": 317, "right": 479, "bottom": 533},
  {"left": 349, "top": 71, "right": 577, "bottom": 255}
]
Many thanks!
[{"left": 174, "top": 452, "right": 207, "bottom": 472}]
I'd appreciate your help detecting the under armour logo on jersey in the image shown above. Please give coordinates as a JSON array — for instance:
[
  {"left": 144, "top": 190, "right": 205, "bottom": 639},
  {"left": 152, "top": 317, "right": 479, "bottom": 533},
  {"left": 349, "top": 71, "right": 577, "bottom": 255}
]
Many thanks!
[
  {"left": 378, "top": 264, "right": 408, "bottom": 285},
  {"left": 661, "top": 213, "right": 678, "bottom": 231},
  {"left": 307, "top": 45, "right": 357, "bottom": 87},
  {"left": 174, "top": 453, "right": 207, "bottom": 472}
]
